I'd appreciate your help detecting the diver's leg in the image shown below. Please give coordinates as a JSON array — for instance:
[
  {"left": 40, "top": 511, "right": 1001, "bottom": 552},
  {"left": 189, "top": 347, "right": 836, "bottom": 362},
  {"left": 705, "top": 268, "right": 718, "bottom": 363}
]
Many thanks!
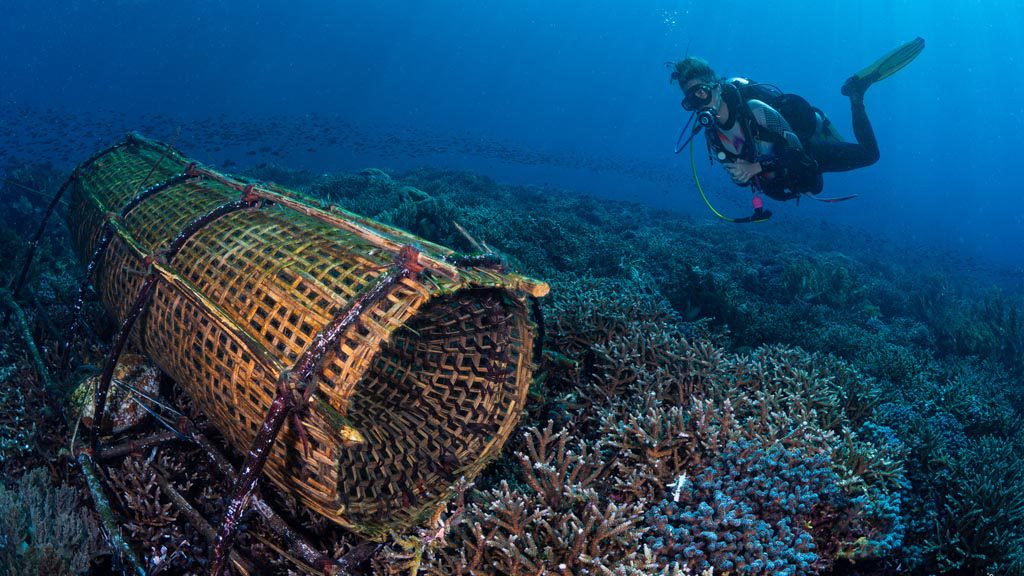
[
  {"left": 849, "top": 100, "right": 880, "bottom": 166},
  {"left": 810, "top": 101, "right": 880, "bottom": 173}
]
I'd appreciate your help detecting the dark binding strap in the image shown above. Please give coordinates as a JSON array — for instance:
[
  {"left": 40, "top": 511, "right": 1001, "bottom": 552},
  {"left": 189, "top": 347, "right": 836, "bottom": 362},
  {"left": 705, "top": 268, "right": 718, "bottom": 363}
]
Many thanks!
[
  {"left": 61, "top": 170, "right": 194, "bottom": 372},
  {"left": 91, "top": 194, "right": 260, "bottom": 454},
  {"left": 209, "top": 244, "right": 427, "bottom": 576}
]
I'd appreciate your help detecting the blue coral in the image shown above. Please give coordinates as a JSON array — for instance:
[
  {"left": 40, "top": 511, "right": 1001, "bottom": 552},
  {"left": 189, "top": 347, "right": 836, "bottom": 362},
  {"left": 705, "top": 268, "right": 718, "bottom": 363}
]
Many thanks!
[
  {"left": 645, "top": 441, "right": 840, "bottom": 575},
  {"left": 844, "top": 489, "right": 905, "bottom": 559}
]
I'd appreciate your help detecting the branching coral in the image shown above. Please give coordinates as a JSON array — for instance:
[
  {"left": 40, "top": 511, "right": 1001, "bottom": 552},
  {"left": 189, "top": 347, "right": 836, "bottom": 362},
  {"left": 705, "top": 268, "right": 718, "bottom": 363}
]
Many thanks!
[
  {"left": 598, "top": 401, "right": 695, "bottom": 503},
  {"left": 516, "top": 421, "right": 605, "bottom": 510},
  {"left": 0, "top": 468, "right": 98, "bottom": 575},
  {"left": 780, "top": 254, "right": 867, "bottom": 308},
  {"left": 927, "top": 435, "right": 1024, "bottom": 572},
  {"left": 645, "top": 440, "right": 834, "bottom": 575},
  {"left": 419, "top": 422, "right": 648, "bottom": 574},
  {"left": 105, "top": 454, "right": 180, "bottom": 557}
]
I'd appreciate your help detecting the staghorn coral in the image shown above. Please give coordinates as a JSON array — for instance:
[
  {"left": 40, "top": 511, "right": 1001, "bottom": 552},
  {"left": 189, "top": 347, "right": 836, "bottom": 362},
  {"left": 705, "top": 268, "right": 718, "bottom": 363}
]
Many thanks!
[
  {"left": 977, "top": 293, "right": 1024, "bottom": 377},
  {"left": 546, "top": 275, "right": 683, "bottom": 356},
  {"left": 105, "top": 454, "right": 182, "bottom": 567},
  {"left": 862, "top": 342, "right": 937, "bottom": 392},
  {"left": 2, "top": 156, "right": 1018, "bottom": 574},
  {"left": 0, "top": 468, "right": 99, "bottom": 576},
  {"left": 932, "top": 359, "right": 1021, "bottom": 437},
  {"left": 645, "top": 443, "right": 827, "bottom": 575},
  {"left": 437, "top": 485, "right": 644, "bottom": 575},
  {"left": 779, "top": 253, "right": 867, "bottom": 309},
  {"left": 515, "top": 421, "right": 605, "bottom": 510},
  {"left": 926, "top": 435, "right": 1024, "bottom": 573},
  {"left": 598, "top": 400, "right": 695, "bottom": 503},
  {"left": 418, "top": 422, "right": 648, "bottom": 575},
  {"left": 833, "top": 422, "right": 908, "bottom": 495}
]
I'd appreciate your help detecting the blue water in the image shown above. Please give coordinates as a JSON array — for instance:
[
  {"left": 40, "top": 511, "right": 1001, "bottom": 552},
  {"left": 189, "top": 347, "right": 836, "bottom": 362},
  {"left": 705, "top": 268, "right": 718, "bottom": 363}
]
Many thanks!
[{"left": 1, "top": 0, "right": 1022, "bottom": 271}]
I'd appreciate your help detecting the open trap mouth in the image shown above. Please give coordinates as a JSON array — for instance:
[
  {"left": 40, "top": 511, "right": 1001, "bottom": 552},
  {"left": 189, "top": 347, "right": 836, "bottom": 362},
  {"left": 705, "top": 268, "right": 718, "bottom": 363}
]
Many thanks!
[{"left": 337, "top": 289, "right": 531, "bottom": 530}]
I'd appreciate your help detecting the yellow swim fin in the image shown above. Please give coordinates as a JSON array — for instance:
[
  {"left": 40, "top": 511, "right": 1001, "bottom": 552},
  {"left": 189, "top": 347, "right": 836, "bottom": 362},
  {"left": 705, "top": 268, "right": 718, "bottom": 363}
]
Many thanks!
[{"left": 843, "top": 37, "right": 925, "bottom": 97}]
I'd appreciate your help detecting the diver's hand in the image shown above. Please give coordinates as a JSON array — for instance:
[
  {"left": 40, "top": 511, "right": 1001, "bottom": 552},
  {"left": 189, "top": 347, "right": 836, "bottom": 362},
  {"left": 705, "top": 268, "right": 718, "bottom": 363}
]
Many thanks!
[{"left": 724, "top": 159, "right": 762, "bottom": 184}]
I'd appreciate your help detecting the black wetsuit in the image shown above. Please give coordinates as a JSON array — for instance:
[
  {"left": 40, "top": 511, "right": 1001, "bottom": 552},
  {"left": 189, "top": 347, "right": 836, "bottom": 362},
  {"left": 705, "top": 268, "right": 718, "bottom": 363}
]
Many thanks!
[
  {"left": 706, "top": 82, "right": 880, "bottom": 200},
  {"left": 807, "top": 101, "right": 880, "bottom": 173}
]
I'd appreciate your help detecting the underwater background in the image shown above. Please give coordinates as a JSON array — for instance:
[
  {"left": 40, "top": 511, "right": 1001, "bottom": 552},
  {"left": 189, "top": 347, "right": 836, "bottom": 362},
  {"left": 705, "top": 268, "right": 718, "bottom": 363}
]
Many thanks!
[
  {"left": 1, "top": 1, "right": 1024, "bottom": 575},
  {"left": 2, "top": 0, "right": 1023, "bottom": 272}
]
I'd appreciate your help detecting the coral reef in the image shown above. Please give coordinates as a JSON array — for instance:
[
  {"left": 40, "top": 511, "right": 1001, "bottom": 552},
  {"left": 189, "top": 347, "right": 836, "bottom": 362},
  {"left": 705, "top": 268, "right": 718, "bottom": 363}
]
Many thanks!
[
  {"left": 0, "top": 468, "right": 99, "bottom": 575},
  {"left": 409, "top": 273, "right": 904, "bottom": 574},
  {"left": 0, "top": 157, "right": 1022, "bottom": 575},
  {"left": 926, "top": 435, "right": 1024, "bottom": 572},
  {"left": 645, "top": 441, "right": 830, "bottom": 575}
]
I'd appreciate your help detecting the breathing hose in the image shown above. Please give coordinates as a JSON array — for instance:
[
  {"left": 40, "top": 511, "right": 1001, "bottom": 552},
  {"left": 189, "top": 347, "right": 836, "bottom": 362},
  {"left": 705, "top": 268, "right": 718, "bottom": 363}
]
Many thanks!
[{"left": 689, "top": 140, "right": 768, "bottom": 224}]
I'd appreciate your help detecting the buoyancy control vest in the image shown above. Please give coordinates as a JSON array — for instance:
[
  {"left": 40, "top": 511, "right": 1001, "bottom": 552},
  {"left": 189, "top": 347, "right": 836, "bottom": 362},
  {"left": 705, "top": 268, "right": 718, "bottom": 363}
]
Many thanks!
[
  {"left": 706, "top": 79, "right": 826, "bottom": 198},
  {"left": 726, "top": 77, "right": 843, "bottom": 151}
]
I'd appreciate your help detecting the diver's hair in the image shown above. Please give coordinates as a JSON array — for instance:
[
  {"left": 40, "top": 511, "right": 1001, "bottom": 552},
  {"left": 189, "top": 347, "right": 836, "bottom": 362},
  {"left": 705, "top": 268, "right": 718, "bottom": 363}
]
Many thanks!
[{"left": 669, "top": 57, "right": 716, "bottom": 90}]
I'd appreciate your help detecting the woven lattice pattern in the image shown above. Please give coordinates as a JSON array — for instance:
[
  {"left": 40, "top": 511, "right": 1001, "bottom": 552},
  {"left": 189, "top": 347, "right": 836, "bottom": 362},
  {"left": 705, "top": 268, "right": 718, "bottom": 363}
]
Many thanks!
[{"left": 67, "top": 134, "right": 541, "bottom": 537}]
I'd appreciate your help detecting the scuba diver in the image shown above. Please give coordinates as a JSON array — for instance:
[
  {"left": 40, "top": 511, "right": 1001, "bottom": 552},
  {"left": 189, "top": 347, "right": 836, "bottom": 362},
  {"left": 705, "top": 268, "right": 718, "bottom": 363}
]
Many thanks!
[{"left": 670, "top": 37, "right": 925, "bottom": 222}]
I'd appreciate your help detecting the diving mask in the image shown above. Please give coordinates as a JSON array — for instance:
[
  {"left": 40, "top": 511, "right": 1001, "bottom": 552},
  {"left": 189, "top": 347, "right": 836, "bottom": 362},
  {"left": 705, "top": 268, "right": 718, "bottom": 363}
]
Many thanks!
[{"left": 681, "top": 82, "right": 715, "bottom": 111}]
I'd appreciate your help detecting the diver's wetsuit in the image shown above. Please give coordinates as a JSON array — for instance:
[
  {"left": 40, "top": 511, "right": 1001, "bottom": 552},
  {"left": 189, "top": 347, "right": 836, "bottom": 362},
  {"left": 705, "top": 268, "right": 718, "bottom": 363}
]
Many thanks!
[
  {"left": 706, "top": 82, "right": 881, "bottom": 200},
  {"left": 807, "top": 101, "right": 880, "bottom": 173},
  {"left": 706, "top": 83, "right": 822, "bottom": 201}
]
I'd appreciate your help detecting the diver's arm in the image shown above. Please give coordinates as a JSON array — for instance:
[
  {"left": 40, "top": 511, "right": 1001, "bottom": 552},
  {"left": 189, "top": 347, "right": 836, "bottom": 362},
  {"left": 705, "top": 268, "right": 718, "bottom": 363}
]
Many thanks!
[{"left": 749, "top": 101, "right": 823, "bottom": 194}]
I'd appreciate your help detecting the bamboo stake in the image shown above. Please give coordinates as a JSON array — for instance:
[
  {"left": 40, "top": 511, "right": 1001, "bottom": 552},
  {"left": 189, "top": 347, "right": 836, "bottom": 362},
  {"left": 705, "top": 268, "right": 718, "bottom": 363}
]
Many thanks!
[
  {"left": 152, "top": 468, "right": 254, "bottom": 575},
  {"left": 184, "top": 416, "right": 343, "bottom": 572},
  {"left": 97, "top": 430, "right": 182, "bottom": 460},
  {"left": 78, "top": 452, "right": 148, "bottom": 576},
  {"left": 0, "top": 288, "right": 60, "bottom": 396}
]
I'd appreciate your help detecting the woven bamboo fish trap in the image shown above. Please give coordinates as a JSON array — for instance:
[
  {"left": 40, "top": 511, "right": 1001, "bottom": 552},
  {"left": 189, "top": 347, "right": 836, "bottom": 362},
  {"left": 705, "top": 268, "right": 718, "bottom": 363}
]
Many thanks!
[{"left": 67, "top": 134, "right": 548, "bottom": 538}]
